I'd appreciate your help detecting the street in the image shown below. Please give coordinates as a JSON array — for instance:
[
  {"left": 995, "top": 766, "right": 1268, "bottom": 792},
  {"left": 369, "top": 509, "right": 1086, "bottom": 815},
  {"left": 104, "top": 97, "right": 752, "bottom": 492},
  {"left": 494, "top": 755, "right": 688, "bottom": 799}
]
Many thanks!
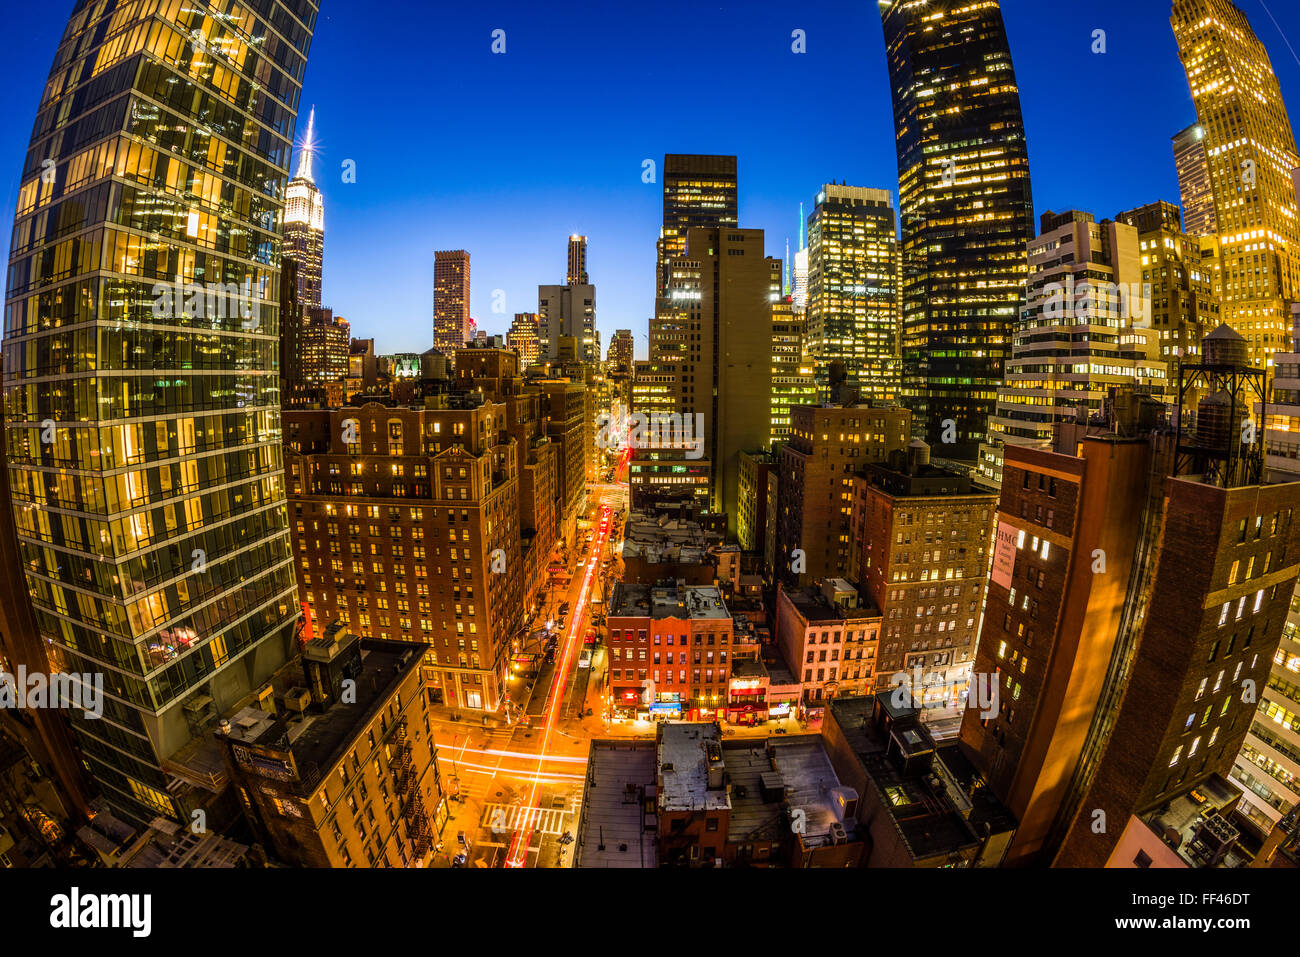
[{"left": 427, "top": 450, "right": 630, "bottom": 868}]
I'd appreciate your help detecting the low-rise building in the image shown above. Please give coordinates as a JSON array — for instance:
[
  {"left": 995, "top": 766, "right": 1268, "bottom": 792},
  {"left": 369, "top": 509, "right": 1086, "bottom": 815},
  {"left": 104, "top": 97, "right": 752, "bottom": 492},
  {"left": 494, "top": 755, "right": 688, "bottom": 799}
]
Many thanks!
[
  {"left": 823, "top": 695, "right": 1016, "bottom": 867},
  {"left": 775, "top": 580, "right": 882, "bottom": 715},
  {"left": 215, "top": 626, "right": 446, "bottom": 868},
  {"left": 607, "top": 582, "right": 735, "bottom": 720},
  {"left": 575, "top": 724, "right": 866, "bottom": 868}
]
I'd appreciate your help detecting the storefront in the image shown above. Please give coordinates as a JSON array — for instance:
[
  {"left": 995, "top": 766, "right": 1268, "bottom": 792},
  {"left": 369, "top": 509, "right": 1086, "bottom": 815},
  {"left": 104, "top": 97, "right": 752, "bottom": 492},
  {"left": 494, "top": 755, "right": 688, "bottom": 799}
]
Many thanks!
[
  {"left": 649, "top": 692, "right": 682, "bottom": 720},
  {"left": 727, "top": 674, "right": 769, "bottom": 725},
  {"left": 613, "top": 687, "right": 643, "bottom": 719}
]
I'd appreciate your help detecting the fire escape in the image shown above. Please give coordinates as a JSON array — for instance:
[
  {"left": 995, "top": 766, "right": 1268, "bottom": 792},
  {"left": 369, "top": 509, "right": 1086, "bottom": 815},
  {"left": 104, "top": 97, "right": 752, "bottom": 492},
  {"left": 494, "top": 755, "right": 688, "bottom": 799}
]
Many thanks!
[{"left": 391, "top": 719, "right": 434, "bottom": 861}]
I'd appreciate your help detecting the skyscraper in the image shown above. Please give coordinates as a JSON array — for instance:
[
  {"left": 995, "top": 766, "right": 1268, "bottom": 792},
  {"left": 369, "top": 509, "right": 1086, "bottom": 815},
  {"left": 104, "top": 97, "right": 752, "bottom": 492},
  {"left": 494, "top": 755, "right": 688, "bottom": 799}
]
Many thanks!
[
  {"left": 1172, "top": 124, "right": 1219, "bottom": 238},
  {"left": 538, "top": 285, "right": 596, "bottom": 361},
  {"left": 961, "top": 327, "right": 1298, "bottom": 866},
  {"left": 301, "top": 308, "right": 352, "bottom": 391},
  {"left": 656, "top": 154, "right": 738, "bottom": 297},
  {"left": 608, "top": 329, "right": 635, "bottom": 372},
  {"left": 978, "top": 210, "right": 1168, "bottom": 485},
  {"left": 508, "top": 312, "right": 542, "bottom": 368},
  {"left": 792, "top": 202, "right": 809, "bottom": 314},
  {"left": 768, "top": 304, "right": 818, "bottom": 445},
  {"left": 1116, "top": 200, "right": 1221, "bottom": 375},
  {"left": 1172, "top": 0, "right": 1300, "bottom": 369},
  {"left": 538, "top": 236, "right": 596, "bottom": 361},
  {"left": 805, "top": 185, "right": 899, "bottom": 402},
  {"left": 653, "top": 227, "right": 780, "bottom": 527},
  {"left": 2, "top": 0, "right": 315, "bottom": 828},
  {"left": 881, "top": 0, "right": 1036, "bottom": 460},
  {"left": 434, "top": 249, "right": 472, "bottom": 360},
  {"left": 567, "top": 234, "right": 589, "bottom": 285},
  {"left": 284, "top": 106, "right": 324, "bottom": 311}
]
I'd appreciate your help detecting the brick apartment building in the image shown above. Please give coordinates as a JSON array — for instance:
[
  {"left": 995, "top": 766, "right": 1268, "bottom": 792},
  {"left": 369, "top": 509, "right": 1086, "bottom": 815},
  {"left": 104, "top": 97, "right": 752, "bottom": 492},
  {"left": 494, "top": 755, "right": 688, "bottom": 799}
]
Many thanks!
[
  {"left": 455, "top": 345, "right": 560, "bottom": 617},
  {"left": 962, "top": 419, "right": 1300, "bottom": 865},
  {"left": 216, "top": 626, "right": 447, "bottom": 867},
  {"left": 607, "top": 582, "right": 735, "bottom": 720},
  {"left": 774, "top": 580, "right": 882, "bottom": 712},
  {"left": 283, "top": 396, "right": 522, "bottom": 711},
  {"left": 851, "top": 443, "right": 997, "bottom": 699},
  {"left": 776, "top": 403, "right": 911, "bottom": 586}
]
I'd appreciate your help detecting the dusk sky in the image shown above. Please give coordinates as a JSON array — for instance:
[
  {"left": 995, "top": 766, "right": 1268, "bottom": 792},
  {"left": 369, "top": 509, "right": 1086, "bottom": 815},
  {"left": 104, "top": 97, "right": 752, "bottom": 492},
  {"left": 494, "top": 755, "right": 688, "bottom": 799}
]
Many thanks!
[{"left": 4, "top": 0, "right": 1300, "bottom": 358}]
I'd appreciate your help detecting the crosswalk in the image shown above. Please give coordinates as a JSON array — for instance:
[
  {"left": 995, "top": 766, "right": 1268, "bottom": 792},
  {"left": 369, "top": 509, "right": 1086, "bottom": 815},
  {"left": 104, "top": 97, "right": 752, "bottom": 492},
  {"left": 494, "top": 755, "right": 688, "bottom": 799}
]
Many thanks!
[{"left": 480, "top": 801, "right": 572, "bottom": 836}]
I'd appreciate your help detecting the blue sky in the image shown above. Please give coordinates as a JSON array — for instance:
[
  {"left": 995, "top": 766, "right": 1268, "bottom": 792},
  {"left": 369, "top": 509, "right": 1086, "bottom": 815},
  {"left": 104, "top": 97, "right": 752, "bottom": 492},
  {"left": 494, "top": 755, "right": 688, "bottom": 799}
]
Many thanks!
[{"left": 4, "top": 1, "right": 1300, "bottom": 358}]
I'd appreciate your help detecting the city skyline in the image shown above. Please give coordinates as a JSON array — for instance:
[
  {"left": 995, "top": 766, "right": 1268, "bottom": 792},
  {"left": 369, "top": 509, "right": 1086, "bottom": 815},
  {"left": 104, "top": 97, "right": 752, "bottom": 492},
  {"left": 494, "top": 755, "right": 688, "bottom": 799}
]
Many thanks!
[
  {"left": 3, "top": 0, "right": 1300, "bottom": 886},
  {"left": 6, "top": 1, "right": 1300, "bottom": 359}
]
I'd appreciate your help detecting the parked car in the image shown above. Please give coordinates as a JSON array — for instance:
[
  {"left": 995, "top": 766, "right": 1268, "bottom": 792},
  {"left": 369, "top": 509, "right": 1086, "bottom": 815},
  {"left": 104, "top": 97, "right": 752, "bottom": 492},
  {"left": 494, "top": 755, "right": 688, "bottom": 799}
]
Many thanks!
[{"left": 578, "top": 648, "right": 592, "bottom": 668}]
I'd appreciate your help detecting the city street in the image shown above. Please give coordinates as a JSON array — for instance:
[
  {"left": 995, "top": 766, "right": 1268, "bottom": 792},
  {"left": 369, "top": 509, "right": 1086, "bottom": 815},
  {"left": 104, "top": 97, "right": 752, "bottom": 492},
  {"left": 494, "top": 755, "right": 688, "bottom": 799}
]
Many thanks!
[{"left": 429, "top": 451, "right": 629, "bottom": 867}]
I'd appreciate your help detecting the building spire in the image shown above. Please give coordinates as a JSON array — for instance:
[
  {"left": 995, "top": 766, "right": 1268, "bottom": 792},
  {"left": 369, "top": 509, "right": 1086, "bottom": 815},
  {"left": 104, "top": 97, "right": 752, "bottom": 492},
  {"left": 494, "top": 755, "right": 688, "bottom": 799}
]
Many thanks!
[{"left": 295, "top": 105, "right": 316, "bottom": 182}]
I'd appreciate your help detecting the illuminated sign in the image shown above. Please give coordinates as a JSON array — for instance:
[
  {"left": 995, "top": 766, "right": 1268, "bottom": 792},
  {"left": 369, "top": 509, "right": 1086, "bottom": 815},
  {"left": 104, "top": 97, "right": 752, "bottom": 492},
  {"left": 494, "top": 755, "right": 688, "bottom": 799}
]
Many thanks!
[{"left": 991, "top": 521, "right": 1017, "bottom": 590}]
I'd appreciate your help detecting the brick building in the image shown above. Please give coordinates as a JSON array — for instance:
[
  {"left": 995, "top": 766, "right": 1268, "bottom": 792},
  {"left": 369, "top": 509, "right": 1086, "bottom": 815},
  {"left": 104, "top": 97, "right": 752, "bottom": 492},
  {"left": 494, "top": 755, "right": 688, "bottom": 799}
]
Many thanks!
[
  {"left": 961, "top": 413, "right": 1300, "bottom": 865},
  {"left": 851, "top": 444, "right": 996, "bottom": 699},
  {"left": 774, "top": 580, "right": 882, "bottom": 712},
  {"left": 455, "top": 345, "right": 559, "bottom": 618},
  {"left": 216, "top": 627, "right": 446, "bottom": 867},
  {"left": 607, "top": 582, "right": 735, "bottom": 720},
  {"left": 283, "top": 396, "right": 522, "bottom": 711},
  {"left": 776, "top": 403, "right": 910, "bottom": 586}
]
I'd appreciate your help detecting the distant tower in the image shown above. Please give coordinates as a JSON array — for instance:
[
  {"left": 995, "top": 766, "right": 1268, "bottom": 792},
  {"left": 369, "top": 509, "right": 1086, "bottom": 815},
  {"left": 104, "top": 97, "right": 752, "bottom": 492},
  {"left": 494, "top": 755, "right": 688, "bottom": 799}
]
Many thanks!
[
  {"left": 1173, "top": 0, "right": 1300, "bottom": 370},
  {"left": 284, "top": 106, "right": 324, "bottom": 310},
  {"left": 433, "top": 250, "right": 471, "bottom": 360},
  {"left": 1172, "top": 124, "right": 1218, "bottom": 238},
  {"left": 793, "top": 201, "right": 809, "bottom": 312},
  {"left": 567, "top": 235, "right": 589, "bottom": 285},
  {"left": 657, "top": 155, "right": 738, "bottom": 297}
]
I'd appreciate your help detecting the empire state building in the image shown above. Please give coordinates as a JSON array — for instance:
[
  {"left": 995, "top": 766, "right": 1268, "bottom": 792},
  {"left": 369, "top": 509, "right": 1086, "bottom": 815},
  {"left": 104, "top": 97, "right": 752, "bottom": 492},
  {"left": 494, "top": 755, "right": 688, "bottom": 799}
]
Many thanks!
[{"left": 285, "top": 106, "right": 325, "bottom": 310}]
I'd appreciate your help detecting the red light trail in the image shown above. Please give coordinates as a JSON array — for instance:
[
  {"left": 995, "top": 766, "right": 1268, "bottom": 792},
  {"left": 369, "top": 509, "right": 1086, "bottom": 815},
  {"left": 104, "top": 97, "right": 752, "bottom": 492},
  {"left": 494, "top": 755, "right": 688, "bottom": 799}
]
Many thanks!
[{"left": 505, "top": 502, "right": 613, "bottom": 867}]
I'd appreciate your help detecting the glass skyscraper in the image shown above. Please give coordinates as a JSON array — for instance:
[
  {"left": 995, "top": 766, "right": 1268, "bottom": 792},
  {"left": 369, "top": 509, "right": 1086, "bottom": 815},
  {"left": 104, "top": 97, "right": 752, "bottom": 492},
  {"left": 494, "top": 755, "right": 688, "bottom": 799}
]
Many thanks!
[
  {"left": 2, "top": 0, "right": 316, "bottom": 828},
  {"left": 656, "top": 154, "right": 738, "bottom": 298},
  {"left": 1173, "top": 0, "right": 1300, "bottom": 370},
  {"left": 880, "top": 0, "right": 1035, "bottom": 460},
  {"left": 805, "top": 184, "right": 899, "bottom": 403}
]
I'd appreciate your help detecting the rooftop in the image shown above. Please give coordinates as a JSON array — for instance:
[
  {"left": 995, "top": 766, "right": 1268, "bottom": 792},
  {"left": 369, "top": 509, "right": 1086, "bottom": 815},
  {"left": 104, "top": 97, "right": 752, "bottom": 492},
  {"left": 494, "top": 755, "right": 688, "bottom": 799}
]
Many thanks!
[
  {"left": 575, "top": 741, "right": 658, "bottom": 868},
  {"left": 285, "top": 641, "right": 418, "bottom": 775},
  {"left": 609, "top": 581, "right": 730, "bottom": 620},
  {"left": 657, "top": 722, "right": 731, "bottom": 813},
  {"left": 1140, "top": 774, "right": 1252, "bottom": 868},
  {"left": 725, "top": 737, "right": 858, "bottom": 848},
  {"left": 730, "top": 657, "right": 769, "bottom": 680},
  {"left": 828, "top": 695, "right": 1015, "bottom": 864},
  {"left": 219, "top": 638, "right": 420, "bottom": 788},
  {"left": 782, "top": 584, "right": 880, "bottom": 624}
]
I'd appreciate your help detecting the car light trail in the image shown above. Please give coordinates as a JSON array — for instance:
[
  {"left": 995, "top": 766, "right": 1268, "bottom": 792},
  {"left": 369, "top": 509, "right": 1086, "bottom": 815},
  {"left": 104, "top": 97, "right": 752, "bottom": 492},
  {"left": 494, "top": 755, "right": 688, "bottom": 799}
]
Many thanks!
[{"left": 506, "top": 501, "right": 613, "bottom": 867}]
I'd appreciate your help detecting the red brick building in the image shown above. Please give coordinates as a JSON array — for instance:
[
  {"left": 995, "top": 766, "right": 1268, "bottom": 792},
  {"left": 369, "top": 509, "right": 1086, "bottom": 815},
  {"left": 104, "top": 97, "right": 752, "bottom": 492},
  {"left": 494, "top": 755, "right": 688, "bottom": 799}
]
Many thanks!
[
  {"left": 607, "top": 582, "right": 734, "bottom": 720},
  {"left": 284, "top": 396, "right": 522, "bottom": 711}
]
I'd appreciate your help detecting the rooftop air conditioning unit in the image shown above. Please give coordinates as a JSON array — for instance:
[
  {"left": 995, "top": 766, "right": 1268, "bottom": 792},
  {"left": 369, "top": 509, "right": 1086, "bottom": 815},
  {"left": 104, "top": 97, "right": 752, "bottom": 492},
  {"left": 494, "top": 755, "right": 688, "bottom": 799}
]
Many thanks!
[{"left": 829, "top": 822, "right": 847, "bottom": 846}]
